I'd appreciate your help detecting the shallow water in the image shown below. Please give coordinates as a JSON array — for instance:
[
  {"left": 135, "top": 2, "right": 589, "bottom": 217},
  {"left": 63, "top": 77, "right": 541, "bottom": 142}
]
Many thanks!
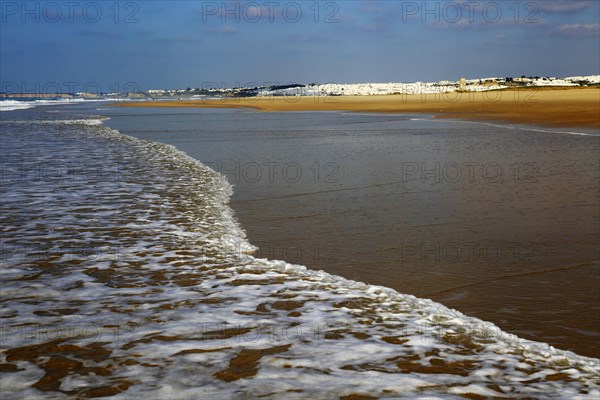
[
  {"left": 0, "top": 105, "right": 599, "bottom": 398},
  {"left": 101, "top": 106, "right": 600, "bottom": 358}
]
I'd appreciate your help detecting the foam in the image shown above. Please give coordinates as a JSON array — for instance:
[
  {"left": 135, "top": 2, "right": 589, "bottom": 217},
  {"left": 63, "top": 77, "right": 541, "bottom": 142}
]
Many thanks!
[
  {"left": 0, "top": 100, "right": 35, "bottom": 111},
  {"left": 0, "top": 98, "right": 129, "bottom": 112},
  {"left": 0, "top": 116, "right": 598, "bottom": 398}
]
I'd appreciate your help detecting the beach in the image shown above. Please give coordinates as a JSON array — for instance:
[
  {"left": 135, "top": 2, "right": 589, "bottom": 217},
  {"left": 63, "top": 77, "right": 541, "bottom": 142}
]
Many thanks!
[
  {"left": 0, "top": 98, "right": 598, "bottom": 398},
  {"left": 110, "top": 87, "right": 600, "bottom": 358},
  {"left": 115, "top": 87, "right": 600, "bottom": 128},
  {"left": 3, "top": 0, "right": 599, "bottom": 395},
  {"left": 102, "top": 106, "right": 600, "bottom": 358},
  {"left": 2, "top": 106, "right": 599, "bottom": 398}
]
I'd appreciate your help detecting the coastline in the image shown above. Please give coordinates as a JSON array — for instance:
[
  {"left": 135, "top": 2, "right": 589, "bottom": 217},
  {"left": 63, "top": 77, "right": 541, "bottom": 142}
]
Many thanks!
[
  {"left": 3, "top": 100, "right": 598, "bottom": 398},
  {"left": 101, "top": 105, "right": 600, "bottom": 358},
  {"left": 113, "top": 87, "right": 600, "bottom": 129}
]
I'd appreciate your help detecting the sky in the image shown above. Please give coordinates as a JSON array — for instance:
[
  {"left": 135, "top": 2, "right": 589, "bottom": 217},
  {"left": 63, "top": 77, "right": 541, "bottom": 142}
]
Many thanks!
[{"left": 1, "top": 0, "right": 599, "bottom": 92}]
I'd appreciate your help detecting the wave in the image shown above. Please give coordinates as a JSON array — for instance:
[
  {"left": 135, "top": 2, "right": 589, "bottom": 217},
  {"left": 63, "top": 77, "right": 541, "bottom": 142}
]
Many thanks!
[
  {"left": 0, "top": 99, "right": 37, "bottom": 111},
  {"left": 0, "top": 98, "right": 132, "bottom": 112},
  {"left": 0, "top": 116, "right": 598, "bottom": 399},
  {"left": 0, "top": 117, "right": 110, "bottom": 126}
]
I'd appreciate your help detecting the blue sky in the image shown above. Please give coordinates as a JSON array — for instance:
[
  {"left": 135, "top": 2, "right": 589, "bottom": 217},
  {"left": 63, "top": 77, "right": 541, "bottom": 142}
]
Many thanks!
[{"left": 1, "top": 0, "right": 599, "bottom": 92}]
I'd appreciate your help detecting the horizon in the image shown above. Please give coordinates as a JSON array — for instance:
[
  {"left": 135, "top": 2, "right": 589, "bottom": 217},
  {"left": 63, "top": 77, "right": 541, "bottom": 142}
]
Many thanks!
[
  {"left": 1, "top": 1, "right": 599, "bottom": 92},
  {"left": 2, "top": 73, "right": 599, "bottom": 95}
]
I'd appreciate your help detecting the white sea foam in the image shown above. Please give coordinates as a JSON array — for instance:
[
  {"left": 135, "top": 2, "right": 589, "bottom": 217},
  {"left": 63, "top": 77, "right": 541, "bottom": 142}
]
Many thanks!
[
  {"left": 0, "top": 98, "right": 131, "bottom": 112},
  {"left": 0, "top": 118, "right": 110, "bottom": 126},
  {"left": 0, "top": 100, "right": 36, "bottom": 111},
  {"left": 0, "top": 117, "right": 598, "bottom": 399}
]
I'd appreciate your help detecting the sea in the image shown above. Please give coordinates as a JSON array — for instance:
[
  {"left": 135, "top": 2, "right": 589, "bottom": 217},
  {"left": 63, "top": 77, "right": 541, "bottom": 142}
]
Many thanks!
[{"left": 1, "top": 98, "right": 599, "bottom": 399}]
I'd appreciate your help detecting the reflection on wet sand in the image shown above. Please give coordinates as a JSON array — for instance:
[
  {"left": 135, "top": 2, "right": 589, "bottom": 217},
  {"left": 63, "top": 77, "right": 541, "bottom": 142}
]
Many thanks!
[{"left": 104, "top": 108, "right": 600, "bottom": 358}]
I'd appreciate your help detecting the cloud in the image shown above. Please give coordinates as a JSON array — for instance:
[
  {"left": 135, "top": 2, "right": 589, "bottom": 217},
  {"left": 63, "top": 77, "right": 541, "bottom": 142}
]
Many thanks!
[
  {"left": 363, "top": 23, "right": 381, "bottom": 32},
  {"left": 328, "top": 12, "right": 355, "bottom": 24},
  {"left": 360, "top": 1, "right": 381, "bottom": 14},
  {"left": 154, "top": 36, "right": 198, "bottom": 44},
  {"left": 536, "top": 1, "right": 593, "bottom": 13},
  {"left": 286, "top": 34, "right": 341, "bottom": 44},
  {"left": 76, "top": 30, "right": 121, "bottom": 38},
  {"left": 425, "top": 17, "right": 547, "bottom": 31},
  {"left": 217, "top": 26, "right": 238, "bottom": 33},
  {"left": 205, "top": 26, "right": 239, "bottom": 34},
  {"left": 493, "top": 33, "right": 507, "bottom": 45},
  {"left": 361, "top": 5, "right": 380, "bottom": 13},
  {"left": 554, "top": 23, "right": 600, "bottom": 38}
]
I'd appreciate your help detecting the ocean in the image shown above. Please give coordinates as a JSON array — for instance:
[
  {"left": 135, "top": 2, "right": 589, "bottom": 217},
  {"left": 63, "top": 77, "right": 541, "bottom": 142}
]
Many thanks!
[{"left": 1, "top": 100, "right": 599, "bottom": 398}]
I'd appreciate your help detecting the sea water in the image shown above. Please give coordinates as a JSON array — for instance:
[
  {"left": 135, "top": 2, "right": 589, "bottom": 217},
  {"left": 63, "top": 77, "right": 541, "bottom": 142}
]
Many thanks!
[
  {"left": 0, "top": 103, "right": 598, "bottom": 398},
  {"left": 101, "top": 105, "right": 600, "bottom": 358}
]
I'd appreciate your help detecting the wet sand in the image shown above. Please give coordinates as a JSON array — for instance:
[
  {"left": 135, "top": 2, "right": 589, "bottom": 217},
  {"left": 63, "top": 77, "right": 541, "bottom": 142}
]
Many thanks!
[
  {"left": 101, "top": 107, "right": 600, "bottom": 358},
  {"left": 115, "top": 87, "right": 600, "bottom": 128}
]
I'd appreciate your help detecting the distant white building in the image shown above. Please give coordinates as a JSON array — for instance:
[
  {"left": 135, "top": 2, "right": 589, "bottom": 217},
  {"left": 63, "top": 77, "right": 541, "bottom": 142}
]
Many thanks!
[{"left": 459, "top": 78, "right": 466, "bottom": 91}]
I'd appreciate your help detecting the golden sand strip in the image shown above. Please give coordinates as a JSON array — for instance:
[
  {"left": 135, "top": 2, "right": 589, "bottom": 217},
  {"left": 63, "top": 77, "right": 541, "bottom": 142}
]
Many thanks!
[{"left": 114, "top": 88, "right": 600, "bottom": 128}]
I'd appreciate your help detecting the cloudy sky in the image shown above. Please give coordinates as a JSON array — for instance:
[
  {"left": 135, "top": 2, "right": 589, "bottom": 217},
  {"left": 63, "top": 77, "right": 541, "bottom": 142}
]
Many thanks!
[{"left": 1, "top": 0, "right": 599, "bottom": 91}]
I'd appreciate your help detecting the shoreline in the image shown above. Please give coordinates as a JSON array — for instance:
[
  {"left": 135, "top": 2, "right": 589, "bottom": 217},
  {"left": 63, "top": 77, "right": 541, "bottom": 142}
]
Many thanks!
[
  {"left": 101, "top": 104, "right": 600, "bottom": 358},
  {"left": 113, "top": 87, "right": 600, "bottom": 129}
]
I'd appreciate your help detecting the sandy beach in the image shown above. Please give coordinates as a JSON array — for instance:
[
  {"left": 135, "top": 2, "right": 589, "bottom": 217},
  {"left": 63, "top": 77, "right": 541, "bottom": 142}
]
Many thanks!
[{"left": 115, "top": 87, "right": 600, "bottom": 128}]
